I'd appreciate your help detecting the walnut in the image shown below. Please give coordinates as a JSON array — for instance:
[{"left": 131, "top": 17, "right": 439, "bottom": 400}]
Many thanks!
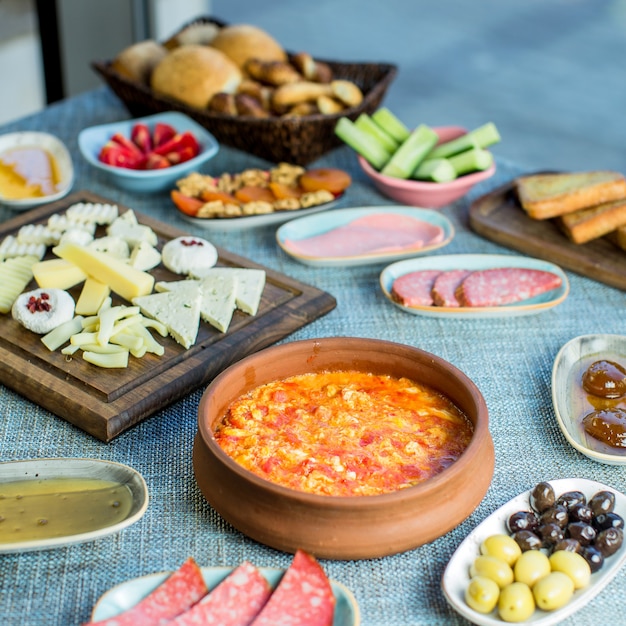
[
  {"left": 300, "top": 190, "right": 334, "bottom": 207},
  {"left": 242, "top": 201, "right": 274, "bottom": 215},
  {"left": 239, "top": 168, "right": 270, "bottom": 187},
  {"left": 176, "top": 172, "right": 216, "bottom": 197},
  {"left": 270, "top": 162, "right": 306, "bottom": 186},
  {"left": 273, "top": 198, "right": 301, "bottom": 211}
]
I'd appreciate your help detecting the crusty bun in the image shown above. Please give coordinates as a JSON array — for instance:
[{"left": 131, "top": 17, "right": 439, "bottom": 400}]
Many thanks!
[
  {"left": 209, "top": 24, "right": 287, "bottom": 71},
  {"left": 163, "top": 22, "right": 220, "bottom": 49},
  {"left": 150, "top": 45, "right": 242, "bottom": 109},
  {"left": 111, "top": 40, "right": 169, "bottom": 85}
]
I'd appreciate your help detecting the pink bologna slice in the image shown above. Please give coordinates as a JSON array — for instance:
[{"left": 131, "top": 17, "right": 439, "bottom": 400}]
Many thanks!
[
  {"left": 431, "top": 269, "right": 473, "bottom": 307},
  {"left": 249, "top": 550, "right": 335, "bottom": 626},
  {"left": 456, "top": 267, "right": 563, "bottom": 307},
  {"left": 169, "top": 561, "right": 272, "bottom": 626},
  {"left": 284, "top": 213, "right": 445, "bottom": 258},
  {"left": 86, "top": 558, "right": 208, "bottom": 626},
  {"left": 391, "top": 270, "right": 442, "bottom": 307}
]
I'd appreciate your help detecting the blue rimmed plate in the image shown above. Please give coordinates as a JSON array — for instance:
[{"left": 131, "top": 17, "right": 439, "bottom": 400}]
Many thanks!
[
  {"left": 91, "top": 566, "right": 360, "bottom": 625},
  {"left": 276, "top": 205, "right": 454, "bottom": 267},
  {"left": 380, "top": 253, "right": 569, "bottom": 318}
]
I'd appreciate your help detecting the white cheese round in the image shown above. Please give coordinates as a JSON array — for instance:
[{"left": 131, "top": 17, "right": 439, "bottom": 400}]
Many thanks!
[
  {"left": 12, "top": 288, "right": 75, "bottom": 334},
  {"left": 162, "top": 236, "right": 218, "bottom": 276}
]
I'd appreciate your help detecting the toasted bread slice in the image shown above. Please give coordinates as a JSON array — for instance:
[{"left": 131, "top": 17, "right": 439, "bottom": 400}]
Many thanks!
[
  {"left": 606, "top": 224, "right": 626, "bottom": 252},
  {"left": 516, "top": 171, "right": 626, "bottom": 220},
  {"left": 557, "top": 198, "right": 626, "bottom": 244}
]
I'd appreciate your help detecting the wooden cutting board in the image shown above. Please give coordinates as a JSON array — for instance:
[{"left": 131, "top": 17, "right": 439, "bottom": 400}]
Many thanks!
[
  {"left": 469, "top": 175, "right": 626, "bottom": 291},
  {"left": 0, "top": 191, "right": 336, "bottom": 442}
]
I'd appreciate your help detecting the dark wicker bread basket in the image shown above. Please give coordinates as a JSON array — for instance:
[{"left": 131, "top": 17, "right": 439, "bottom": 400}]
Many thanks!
[{"left": 91, "top": 16, "right": 397, "bottom": 165}]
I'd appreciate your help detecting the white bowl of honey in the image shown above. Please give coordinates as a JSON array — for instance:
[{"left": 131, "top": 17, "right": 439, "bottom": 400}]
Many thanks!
[{"left": 0, "top": 131, "right": 74, "bottom": 210}]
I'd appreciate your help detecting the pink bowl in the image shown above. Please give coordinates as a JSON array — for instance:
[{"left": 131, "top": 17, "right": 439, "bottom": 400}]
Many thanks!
[{"left": 358, "top": 126, "right": 496, "bottom": 208}]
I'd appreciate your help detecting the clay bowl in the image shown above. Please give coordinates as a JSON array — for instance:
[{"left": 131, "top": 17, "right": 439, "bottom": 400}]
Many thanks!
[{"left": 193, "top": 337, "right": 494, "bottom": 560}]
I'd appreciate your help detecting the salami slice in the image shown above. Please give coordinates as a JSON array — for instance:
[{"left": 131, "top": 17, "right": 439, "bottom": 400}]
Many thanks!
[
  {"left": 391, "top": 270, "right": 441, "bottom": 307},
  {"left": 249, "top": 550, "right": 335, "bottom": 626},
  {"left": 284, "top": 213, "right": 444, "bottom": 258},
  {"left": 456, "top": 267, "right": 563, "bottom": 307},
  {"left": 431, "top": 270, "right": 472, "bottom": 307},
  {"left": 169, "top": 561, "right": 272, "bottom": 626},
  {"left": 86, "top": 557, "right": 208, "bottom": 626}
]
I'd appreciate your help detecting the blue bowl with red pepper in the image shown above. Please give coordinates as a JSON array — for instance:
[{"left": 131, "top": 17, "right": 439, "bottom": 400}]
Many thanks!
[{"left": 78, "top": 111, "right": 219, "bottom": 193}]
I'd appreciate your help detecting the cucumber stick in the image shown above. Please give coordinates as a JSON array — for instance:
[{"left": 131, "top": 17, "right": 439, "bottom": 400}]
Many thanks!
[
  {"left": 381, "top": 124, "right": 439, "bottom": 179},
  {"left": 334, "top": 117, "right": 391, "bottom": 170},
  {"left": 448, "top": 147, "right": 493, "bottom": 175},
  {"left": 371, "top": 108, "right": 411, "bottom": 142},
  {"left": 413, "top": 158, "right": 457, "bottom": 183},
  {"left": 354, "top": 114, "right": 399, "bottom": 153},
  {"left": 428, "top": 122, "right": 501, "bottom": 159}
]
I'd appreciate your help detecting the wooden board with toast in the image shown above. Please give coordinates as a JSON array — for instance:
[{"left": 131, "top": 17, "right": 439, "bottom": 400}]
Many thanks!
[
  {"left": 469, "top": 172, "right": 626, "bottom": 291},
  {"left": 0, "top": 191, "right": 337, "bottom": 442}
]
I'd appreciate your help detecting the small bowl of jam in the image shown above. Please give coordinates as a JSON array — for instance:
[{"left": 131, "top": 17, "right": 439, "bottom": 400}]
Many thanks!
[
  {"left": 552, "top": 334, "right": 626, "bottom": 464},
  {"left": 0, "top": 131, "right": 74, "bottom": 210}
]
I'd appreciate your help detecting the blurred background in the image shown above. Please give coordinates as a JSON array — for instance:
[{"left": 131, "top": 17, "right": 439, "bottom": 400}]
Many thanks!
[{"left": 1, "top": 0, "right": 625, "bottom": 173}]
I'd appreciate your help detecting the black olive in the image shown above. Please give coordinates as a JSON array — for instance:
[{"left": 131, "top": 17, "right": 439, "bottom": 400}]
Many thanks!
[
  {"left": 507, "top": 510, "right": 539, "bottom": 534},
  {"left": 556, "top": 490, "right": 586, "bottom": 510},
  {"left": 588, "top": 490, "right": 616, "bottom": 517},
  {"left": 540, "top": 504, "right": 568, "bottom": 529},
  {"left": 553, "top": 538, "right": 581, "bottom": 553},
  {"left": 569, "top": 503, "right": 594, "bottom": 525},
  {"left": 567, "top": 521, "right": 597, "bottom": 546},
  {"left": 580, "top": 544, "right": 605, "bottom": 573},
  {"left": 530, "top": 482, "right": 556, "bottom": 513},
  {"left": 537, "top": 522, "right": 564, "bottom": 547},
  {"left": 512, "top": 529, "right": 543, "bottom": 552},
  {"left": 594, "top": 512, "right": 625, "bottom": 532},
  {"left": 595, "top": 527, "right": 624, "bottom": 557}
]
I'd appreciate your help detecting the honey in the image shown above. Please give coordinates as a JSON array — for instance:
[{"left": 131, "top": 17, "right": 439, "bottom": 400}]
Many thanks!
[
  {"left": 0, "top": 146, "right": 61, "bottom": 200},
  {"left": 0, "top": 477, "right": 133, "bottom": 542}
]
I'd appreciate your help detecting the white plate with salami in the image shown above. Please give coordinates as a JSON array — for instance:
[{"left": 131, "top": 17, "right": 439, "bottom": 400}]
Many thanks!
[
  {"left": 552, "top": 334, "right": 626, "bottom": 465},
  {"left": 380, "top": 253, "right": 569, "bottom": 318},
  {"left": 91, "top": 563, "right": 360, "bottom": 625},
  {"left": 276, "top": 206, "right": 454, "bottom": 267},
  {"left": 442, "top": 478, "right": 626, "bottom": 625}
]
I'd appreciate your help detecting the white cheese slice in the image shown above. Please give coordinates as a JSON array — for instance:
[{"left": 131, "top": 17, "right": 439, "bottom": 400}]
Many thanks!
[
  {"left": 107, "top": 219, "right": 158, "bottom": 250},
  {"left": 129, "top": 241, "right": 161, "bottom": 271},
  {"left": 132, "top": 282, "right": 201, "bottom": 349},
  {"left": 89, "top": 235, "right": 130, "bottom": 260},
  {"left": 190, "top": 267, "right": 265, "bottom": 315}
]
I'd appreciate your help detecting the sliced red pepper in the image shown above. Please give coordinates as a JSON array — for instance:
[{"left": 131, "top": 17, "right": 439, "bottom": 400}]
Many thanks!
[
  {"left": 171, "top": 190, "right": 204, "bottom": 216},
  {"left": 131, "top": 122, "right": 153, "bottom": 154},
  {"left": 153, "top": 122, "right": 177, "bottom": 148},
  {"left": 110, "top": 132, "right": 144, "bottom": 159},
  {"left": 152, "top": 131, "right": 200, "bottom": 159},
  {"left": 98, "top": 141, "right": 145, "bottom": 169}
]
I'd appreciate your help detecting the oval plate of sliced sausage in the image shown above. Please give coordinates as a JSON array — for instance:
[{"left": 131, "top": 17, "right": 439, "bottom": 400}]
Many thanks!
[
  {"left": 276, "top": 206, "right": 454, "bottom": 267},
  {"left": 380, "top": 253, "right": 569, "bottom": 318}
]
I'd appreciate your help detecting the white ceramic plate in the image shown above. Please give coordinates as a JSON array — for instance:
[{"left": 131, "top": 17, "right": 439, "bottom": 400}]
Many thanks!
[
  {"left": 91, "top": 566, "right": 360, "bottom": 625},
  {"left": 78, "top": 111, "right": 219, "bottom": 193},
  {"left": 276, "top": 205, "right": 454, "bottom": 267},
  {"left": 180, "top": 197, "right": 341, "bottom": 232},
  {"left": 0, "top": 458, "right": 148, "bottom": 553},
  {"left": 552, "top": 334, "right": 626, "bottom": 465},
  {"left": 0, "top": 131, "right": 74, "bottom": 210},
  {"left": 442, "top": 477, "right": 626, "bottom": 625},
  {"left": 380, "top": 253, "right": 569, "bottom": 318}
]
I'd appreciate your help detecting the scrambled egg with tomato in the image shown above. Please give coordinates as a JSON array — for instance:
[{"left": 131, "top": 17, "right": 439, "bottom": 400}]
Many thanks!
[{"left": 214, "top": 371, "right": 473, "bottom": 496}]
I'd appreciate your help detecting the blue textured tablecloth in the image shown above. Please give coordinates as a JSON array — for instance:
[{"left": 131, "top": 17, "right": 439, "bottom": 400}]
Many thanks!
[{"left": 1, "top": 87, "right": 625, "bottom": 626}]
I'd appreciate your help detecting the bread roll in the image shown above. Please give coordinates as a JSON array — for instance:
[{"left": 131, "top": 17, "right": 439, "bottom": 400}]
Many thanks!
[
  {"left": 151, "top": 45, "right": 242, "bottom": 109},
  {"left": 111, "top": 40, "right": 169, "bottom": 85},
  {"left": 209, "top": 24, "right": 287, "bottom": 70}
]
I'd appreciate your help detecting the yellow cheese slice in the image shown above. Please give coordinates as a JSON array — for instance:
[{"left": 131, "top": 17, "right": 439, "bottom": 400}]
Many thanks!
[
  {"left": 32, "top": 258, "right": 87, "bottom": 290},
  {"left": 75, "top": 278, "right": 111, "bottom": 316},
  {"left": 0, "top": 255, "right": 38, "bottom": 314},
  {"left": 53, "top": 241, "right": 154, "bottom": 302}
]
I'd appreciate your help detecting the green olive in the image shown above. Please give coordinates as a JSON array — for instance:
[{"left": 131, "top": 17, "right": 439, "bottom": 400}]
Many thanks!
[
  {"left": 532, "top": 571, "right": 574, "bottom": 611},
  {"left": 513, "top": 549, "right": 551, "bottom": 587},
  {"left": 480, "top": 534, "right": 522, "bottom": 566},
  {"left": 470, "top": 555, "right": 514, "bottom": 589},
  {"left": 497, "top": 582, "right": 535, "bottom": 622},
  {"left": 465, "top": 575, "right": 500, "bottom": 613},
  {"left": 549, "top": 550, "right": 591, "bottom": 589}
]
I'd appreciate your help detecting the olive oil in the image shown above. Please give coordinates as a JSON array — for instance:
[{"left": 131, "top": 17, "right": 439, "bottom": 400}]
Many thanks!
[
  {"left": 0, "top": 147, "right": 61, "bottom": 200},
  {"left": 0, "top": 477, "right": 133, "bottom": 543}
]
